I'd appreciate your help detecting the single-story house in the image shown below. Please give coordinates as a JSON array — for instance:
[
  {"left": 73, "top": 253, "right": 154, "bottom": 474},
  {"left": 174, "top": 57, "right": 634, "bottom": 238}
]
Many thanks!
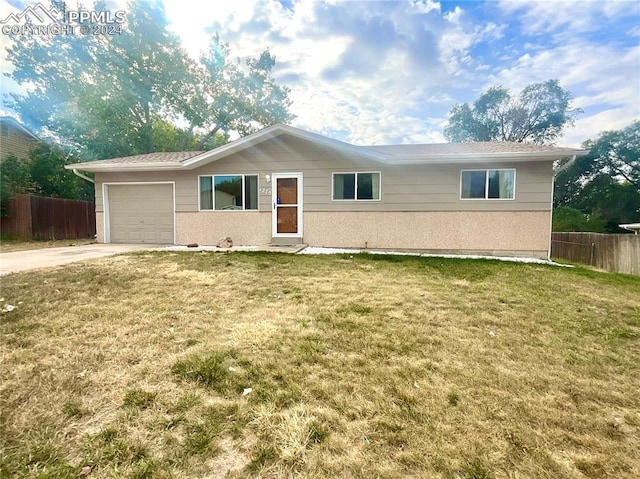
[{"left": 66, "top": 124, "right": 588, "bottom": 259}]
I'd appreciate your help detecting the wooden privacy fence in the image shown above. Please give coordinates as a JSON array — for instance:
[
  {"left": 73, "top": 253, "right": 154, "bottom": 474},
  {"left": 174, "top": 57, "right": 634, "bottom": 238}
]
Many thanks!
[
  {"left": 551, "top": 232, "right": 640, "bottom": 276},
  {"left": 0, "top": 193, "right": 96, "bottom": 240}
]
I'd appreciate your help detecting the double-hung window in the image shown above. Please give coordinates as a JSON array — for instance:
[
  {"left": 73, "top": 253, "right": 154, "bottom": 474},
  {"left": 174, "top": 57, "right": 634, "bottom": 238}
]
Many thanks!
[
  {"left": 199, "top": 175, "right": 259, "bottom": 210},
  {"left": 333, "top": 172, "right": 381, "bottom": 201},
  {"left": 461, "top": 169, "right": 515, "bottom": 200}
]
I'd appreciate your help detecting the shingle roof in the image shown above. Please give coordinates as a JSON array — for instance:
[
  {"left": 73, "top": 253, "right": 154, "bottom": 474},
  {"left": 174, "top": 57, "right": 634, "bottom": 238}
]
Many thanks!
[
  {"left": 76, "top": 150, "right": 205, "bottom": 166},
  {"left": 365, "top": 142, "right": 580, "bottom": 156}
]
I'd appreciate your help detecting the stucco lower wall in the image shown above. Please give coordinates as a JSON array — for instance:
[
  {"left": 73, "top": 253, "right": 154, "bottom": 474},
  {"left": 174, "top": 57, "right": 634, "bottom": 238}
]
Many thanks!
[
  {"left": 176, "top": 212, "right": 271, "bottom": 246},
  {"left": 304, "top": 211, "right": 551, "bottom": 259},
  {"left": 96, "top": 212, "right": 104, "bottom": 243},
  {"left": 106, "top": 210, "right": 550, "bottom": 258}
]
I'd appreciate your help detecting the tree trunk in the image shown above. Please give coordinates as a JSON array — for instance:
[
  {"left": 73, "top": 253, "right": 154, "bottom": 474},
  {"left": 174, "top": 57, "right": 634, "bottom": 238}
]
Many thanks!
[
  {"left": 194, "top": 124, "right": 222, "bottom": 150},
  {"left": 142, "top": 101, "right": 154, "bottom": 153}
]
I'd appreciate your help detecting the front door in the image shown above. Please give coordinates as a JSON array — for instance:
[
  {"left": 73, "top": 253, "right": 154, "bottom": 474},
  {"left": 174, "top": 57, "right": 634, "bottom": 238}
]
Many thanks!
[{"left": 272, "top": 173, "right": 303, "bottom": 238}]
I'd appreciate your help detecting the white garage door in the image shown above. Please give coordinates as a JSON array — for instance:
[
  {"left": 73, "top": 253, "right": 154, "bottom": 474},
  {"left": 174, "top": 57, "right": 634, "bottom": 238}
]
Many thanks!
[{"left": 107, "top": 184, "right": 174, "bottom": 244}]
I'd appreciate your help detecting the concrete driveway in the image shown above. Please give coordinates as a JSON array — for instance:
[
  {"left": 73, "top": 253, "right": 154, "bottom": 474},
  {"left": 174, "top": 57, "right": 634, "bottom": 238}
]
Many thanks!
[{"left": 0, "top": 244, "right": 162, "bottom": 276}]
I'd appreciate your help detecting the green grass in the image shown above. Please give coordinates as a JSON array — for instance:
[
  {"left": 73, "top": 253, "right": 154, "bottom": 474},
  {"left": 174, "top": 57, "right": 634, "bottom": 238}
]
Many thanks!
[{"left": 1, "top": 251, "right": 639, "bottom": 478}]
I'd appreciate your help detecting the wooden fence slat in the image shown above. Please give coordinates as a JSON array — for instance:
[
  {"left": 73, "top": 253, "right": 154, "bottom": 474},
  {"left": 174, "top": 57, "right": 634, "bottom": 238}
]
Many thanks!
[
  {"left": 551, "top": 232, "right": 640, "bottom": 276},
  {"left": 1, "top": 194, "right": 95, "bottom": 240}
]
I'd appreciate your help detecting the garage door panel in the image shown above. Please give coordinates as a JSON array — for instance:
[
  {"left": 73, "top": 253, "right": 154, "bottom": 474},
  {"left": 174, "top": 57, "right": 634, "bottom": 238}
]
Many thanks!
[{"left": 107, "top": 184, "right": 174, "bottom": 244}]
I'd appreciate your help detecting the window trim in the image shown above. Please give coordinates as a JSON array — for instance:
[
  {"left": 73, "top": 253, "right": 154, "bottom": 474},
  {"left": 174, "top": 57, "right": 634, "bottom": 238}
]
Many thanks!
[
  {"left": 198, "top": 174, "right": 260, "bottom": 211},
  {"left": 331, "top": 171, "right": 382, "bottom": 202},
  {"left": 460, "top": 168, "right": 516, "bottom": 200}
]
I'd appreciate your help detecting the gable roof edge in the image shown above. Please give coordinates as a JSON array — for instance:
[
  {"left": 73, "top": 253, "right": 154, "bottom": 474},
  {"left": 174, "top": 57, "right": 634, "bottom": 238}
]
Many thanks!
[
  {"left": 180, "top": 124, "right": 390, "bottom": 169},
  {"left": 0, "top": 116, "right": 39, "bottom": 141}
]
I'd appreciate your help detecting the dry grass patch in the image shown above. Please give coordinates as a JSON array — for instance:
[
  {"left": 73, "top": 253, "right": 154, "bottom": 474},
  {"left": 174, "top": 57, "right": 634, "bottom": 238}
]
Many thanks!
[
  {"left": 1, "top": 251, "right": 639, "bottom": 478},
  {"left": 0, "top": 237, "right": 96, "bottom": 253}
]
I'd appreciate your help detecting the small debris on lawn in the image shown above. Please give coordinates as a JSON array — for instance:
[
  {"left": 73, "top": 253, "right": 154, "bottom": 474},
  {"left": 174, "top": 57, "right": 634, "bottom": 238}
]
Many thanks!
[
  {"left": 414, "top": 381, "right": 420, "bottom": 389},
  {"left": 242, "top": 388, "right": 252, "bottom": 396},
  {"left": 489, "top": 331, "right": 496, "bottom": 337},
  {"left": 228, "top": 366, "right": 236, "bottom": 372},
  {"left": 2, "top": 304, "right": 16, "bottom": 313},
  {"left": 80, "top": 465, "right": 92, "bottom": 476},
  {"left": 0, "top": 297, "right": 4, "bottom": 302}
]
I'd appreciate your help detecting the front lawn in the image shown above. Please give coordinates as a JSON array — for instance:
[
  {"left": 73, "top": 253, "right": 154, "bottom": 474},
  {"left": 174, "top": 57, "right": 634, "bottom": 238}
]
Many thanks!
[{"left": 1, "top": 252, "right": 638, "bottom": 478}]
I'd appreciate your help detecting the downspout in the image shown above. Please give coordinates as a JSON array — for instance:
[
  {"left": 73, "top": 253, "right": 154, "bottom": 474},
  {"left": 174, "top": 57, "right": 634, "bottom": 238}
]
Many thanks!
[
  {"left": 72, "top": 169, "right": 94, "bottom": 184},
  {"left": 549, "top": 155, "right": 577, "bottom": 261}
]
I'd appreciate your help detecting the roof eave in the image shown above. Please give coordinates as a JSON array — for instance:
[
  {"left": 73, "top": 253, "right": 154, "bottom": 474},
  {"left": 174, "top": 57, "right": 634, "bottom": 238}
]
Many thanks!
[
  {"left": 0, "top": 117, "right": 40, "bottom": 140},
  {"left": 64, "top": 162, "right": 183, "bottom": 172},
  {"left": 390, "top": 149, "right": 589, "bottom": 164}
]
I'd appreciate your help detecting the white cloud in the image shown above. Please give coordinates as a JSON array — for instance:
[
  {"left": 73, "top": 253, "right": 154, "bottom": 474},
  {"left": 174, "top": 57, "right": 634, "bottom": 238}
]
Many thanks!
[
  {"left": 497, "top": 0, "right": 633, "bottom": 35},
  {"left": 410, "top": 0, "right": 441, "bottom": 15}
]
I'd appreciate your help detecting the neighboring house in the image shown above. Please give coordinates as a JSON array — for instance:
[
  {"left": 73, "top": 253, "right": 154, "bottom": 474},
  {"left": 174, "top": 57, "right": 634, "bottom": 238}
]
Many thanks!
[
  {"left": 0, "top": 116, "right": 39, "bottom": 161},
  {"left": 66, "top": 124, "right": 588, "bottom": 258}
]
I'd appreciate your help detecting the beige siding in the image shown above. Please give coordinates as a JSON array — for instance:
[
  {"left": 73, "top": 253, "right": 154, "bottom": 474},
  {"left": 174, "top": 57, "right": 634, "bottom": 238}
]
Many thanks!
[
  {"left": 0, "top": 125, "right": 37, "bottom": 161},
  {"left": 94, "top": 134, "right": 554, "bottom": 215}
]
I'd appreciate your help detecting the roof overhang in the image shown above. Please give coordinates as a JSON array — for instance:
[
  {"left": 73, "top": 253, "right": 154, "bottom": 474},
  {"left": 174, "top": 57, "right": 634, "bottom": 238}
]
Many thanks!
[
  {"left": 619, "top": 223, "right": 640, "bottom": 234},
  {"left": 65, "top": 162, "right": 184, "bottom": 172},
  {"left": 389, "top": 150, "right": 587, "bottom": 164},
  {"left": 0, "top": 116, "right": 39, "bottom": 141}
]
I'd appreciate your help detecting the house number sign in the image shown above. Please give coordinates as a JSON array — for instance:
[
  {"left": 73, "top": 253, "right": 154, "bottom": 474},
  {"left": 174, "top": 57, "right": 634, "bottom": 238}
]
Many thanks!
[{"left": 259, "top": 188, "right": 272, "bottom": 195}]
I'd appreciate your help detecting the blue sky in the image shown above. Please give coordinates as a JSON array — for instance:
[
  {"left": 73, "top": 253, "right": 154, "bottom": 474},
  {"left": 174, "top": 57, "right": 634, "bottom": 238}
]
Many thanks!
[{"left": 1, "top": 0, "right": 639, "bottom": 147}]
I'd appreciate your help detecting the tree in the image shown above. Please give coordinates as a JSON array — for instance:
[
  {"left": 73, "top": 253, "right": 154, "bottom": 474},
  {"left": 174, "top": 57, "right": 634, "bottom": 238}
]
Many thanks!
[
  {"left": 552, "top": 206, "right": 605, "bottom": 232},
  {"left": 583, "top": 121, "right": 639, "bottom": 189},
  {"left": 29, "top": 143, "right": 94, "bottom": 201},
  {"left": 0, "top": 155, "right": 32, "bottom": 216},
  {"left": 5, "top": 1, "right": 294, "bottom": 160},
  {"left": 554, "top": 121, "right": 640, "bottom": 232},
  {"left": 444, "top": 80, "right": 580, "bottom": 144}
]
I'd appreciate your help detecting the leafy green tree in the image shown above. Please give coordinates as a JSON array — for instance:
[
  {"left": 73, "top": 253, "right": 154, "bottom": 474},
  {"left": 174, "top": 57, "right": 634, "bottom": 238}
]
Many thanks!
[
  {"left": 444, "top": 80, "right": 580, "bottom": 144},
  {"left": 554, "top": 121, "right": 640, "bottom": 232},
  {"left": 552, "top": 206, "right": 605, "bottom": 232},
  {"left": 583, "top": 121, "right": 639, "bottom": 189},
  {"left": 29, "top": 144, "right": 94, "bottom": 201},
  {"left": 6, "top": 1, "right": 293, "bottom": 160},
  {"left": 0, "top": 155, "right": 32, "bottom": 216}
]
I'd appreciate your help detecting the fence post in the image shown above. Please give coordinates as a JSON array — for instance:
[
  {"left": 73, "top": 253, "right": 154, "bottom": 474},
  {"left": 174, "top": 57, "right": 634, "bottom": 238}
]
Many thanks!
[{"left": 590, "top": 242, "right": 596, "bottom": 266}]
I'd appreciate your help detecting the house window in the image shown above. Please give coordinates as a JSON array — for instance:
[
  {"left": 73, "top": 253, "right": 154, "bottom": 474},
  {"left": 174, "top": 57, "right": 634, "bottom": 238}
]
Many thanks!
[
  {"left": 199, "top": 175, "right": 259, "bottom": 210},
  {"left": 461, "top": 169, "right": 515, "bottom": 200},
  {"left": 333, "top": 172, "right": 381, "bottom": 201}
]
